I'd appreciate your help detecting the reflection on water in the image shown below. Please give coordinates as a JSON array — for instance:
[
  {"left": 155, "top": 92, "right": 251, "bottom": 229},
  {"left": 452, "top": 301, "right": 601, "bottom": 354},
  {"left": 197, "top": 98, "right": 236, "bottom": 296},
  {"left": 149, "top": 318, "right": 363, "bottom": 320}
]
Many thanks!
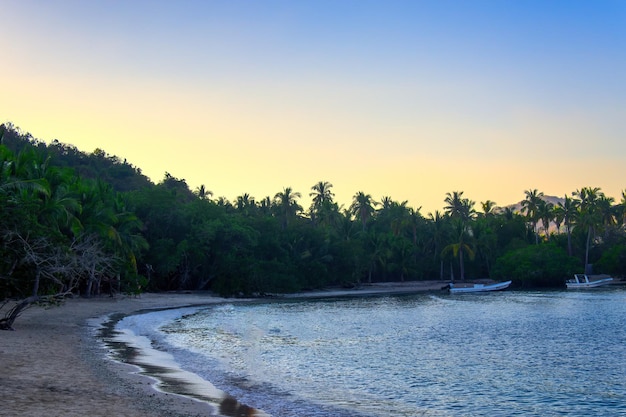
[{"left": 113, "top": 290, "right": 626, "bottom": 416}]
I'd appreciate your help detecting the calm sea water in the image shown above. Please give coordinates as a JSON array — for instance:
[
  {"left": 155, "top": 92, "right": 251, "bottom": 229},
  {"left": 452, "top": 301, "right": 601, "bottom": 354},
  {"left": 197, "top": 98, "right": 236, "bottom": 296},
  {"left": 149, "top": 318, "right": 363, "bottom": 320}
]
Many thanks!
[{"left": 112, "top": 289, "right": 626, "bottom": 416}]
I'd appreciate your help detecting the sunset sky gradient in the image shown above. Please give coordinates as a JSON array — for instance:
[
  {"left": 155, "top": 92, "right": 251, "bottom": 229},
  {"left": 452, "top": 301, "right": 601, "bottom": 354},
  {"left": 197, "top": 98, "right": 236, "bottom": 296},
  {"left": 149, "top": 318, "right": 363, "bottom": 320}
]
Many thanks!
[{"left": 2, "top": 1, "right": 625, "bottom": 214}]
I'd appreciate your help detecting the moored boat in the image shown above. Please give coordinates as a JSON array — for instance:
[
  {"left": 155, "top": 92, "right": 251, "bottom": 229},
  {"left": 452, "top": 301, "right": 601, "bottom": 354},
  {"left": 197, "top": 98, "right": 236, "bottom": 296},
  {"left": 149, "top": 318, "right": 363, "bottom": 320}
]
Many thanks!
[
  {"left": 448, "top": 280, "right": 512, "bottom": 294},
  {"left": 566, "top": 274, "right": 613, "bottom": 289}
]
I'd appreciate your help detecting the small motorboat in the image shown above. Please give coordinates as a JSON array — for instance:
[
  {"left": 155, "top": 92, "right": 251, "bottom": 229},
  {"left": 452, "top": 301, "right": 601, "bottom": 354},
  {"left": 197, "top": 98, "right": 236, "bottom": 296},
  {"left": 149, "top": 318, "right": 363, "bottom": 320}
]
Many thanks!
[
  {"left": 566, "top": 274, "right": 613, "bottom": 289},
  {"left": 448, "top": 280, "right": 512, "bottom": 294}
]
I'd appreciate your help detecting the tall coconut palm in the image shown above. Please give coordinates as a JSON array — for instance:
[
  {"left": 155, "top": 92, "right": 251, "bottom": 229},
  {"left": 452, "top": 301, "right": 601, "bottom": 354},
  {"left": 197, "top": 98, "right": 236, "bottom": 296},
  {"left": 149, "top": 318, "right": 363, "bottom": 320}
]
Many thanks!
[
  {"left": 236, "top": 193, "right": 256, "bottom": 216},
  {"left": 521, "top": 189, "right": 544, "bottom": 244},
  {"left": 537, "top": 200, "right": 554, "bottom": 241},
  {"left": 443, "top": 192, "right": 476, "bottom": 280},
  {"left": 379, "top": 196, "right": 394, "bottom": 211},
  {"left": 442, "top": 219, "right": 475, "bottom": 282},
  {"left": 555, "top": 195, "right": 578, "bottom": 256},
  {"left": 194, "top": 185, "right": 213, "bottom": 201},
  {"left": 597, "top": 194, "right": 616, "bottom": 233},
  {"left": 316, "top": 199, "right": 343, "bottom": 230},
  {"left": 309, "top": 181, "right": 334, "bottom": 223},
  {"left": 618, "top": 189, "right": 626, "bottom": 228},
  {"left": 273, "top": 187, "right": 302, "bottom": 230},
  {"left": 573, "top": 187, "right": 603, "bottom": 273},
  {"left": 349, "top": 191, "right": 378, "bottom": 231},
  {"left": 379, "top": 199, "right": 410, "bottom": 237},
  {"left": 428, "top": 210, "right": 449, "bottom": 280}
]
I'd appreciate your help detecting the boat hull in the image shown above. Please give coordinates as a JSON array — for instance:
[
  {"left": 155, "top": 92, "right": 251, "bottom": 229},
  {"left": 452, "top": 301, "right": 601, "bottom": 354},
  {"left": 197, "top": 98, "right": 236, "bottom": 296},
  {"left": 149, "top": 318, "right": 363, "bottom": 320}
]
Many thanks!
[
  {"left": 449, "top": 280, "right": 512, "bottom": 294},
  {"left": 566, "top": 274, "right": 613, "bottom": 289},
  {"left": 566, "top": 278, "right": 613, "bottom": 289}
]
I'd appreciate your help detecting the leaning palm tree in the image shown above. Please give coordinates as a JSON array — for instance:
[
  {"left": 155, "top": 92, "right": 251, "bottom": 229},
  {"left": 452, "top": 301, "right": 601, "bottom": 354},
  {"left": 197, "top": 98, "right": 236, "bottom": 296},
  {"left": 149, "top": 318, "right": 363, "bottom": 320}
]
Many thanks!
[{"left": 349, "top": 191, "right": 378, "bottom": 231}]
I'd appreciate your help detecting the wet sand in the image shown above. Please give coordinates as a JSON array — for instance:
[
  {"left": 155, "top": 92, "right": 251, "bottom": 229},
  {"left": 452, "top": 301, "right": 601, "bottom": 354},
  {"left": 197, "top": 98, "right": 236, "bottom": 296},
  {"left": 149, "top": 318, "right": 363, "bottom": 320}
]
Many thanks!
[{"left": 0, "top": 282, "right": 449, "bottom": 416}]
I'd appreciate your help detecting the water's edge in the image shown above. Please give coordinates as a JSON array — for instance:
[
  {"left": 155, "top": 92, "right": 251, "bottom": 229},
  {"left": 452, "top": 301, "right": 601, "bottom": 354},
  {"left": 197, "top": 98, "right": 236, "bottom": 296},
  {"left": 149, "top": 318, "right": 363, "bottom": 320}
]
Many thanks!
[{"left": 94, "top": 307, "right": 268, "bottom": 417}]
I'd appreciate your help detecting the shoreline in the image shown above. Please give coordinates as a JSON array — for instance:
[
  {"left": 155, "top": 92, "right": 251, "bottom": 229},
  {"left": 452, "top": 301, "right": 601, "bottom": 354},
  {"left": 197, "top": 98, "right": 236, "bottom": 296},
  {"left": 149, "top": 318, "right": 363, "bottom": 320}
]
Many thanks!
[{"left": 0, "top": 282, "right": 449, "bottom": 416}]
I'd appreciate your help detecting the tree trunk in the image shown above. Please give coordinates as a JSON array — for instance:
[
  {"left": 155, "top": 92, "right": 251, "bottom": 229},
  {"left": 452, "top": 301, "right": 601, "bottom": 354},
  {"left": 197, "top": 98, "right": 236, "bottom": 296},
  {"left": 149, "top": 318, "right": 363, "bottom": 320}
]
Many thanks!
[
  {"left": 459, "top": 249, "right": 465, "bottom": 281},
  {"left": 450, "top": 262, "right": 455, "bottom": 283},
  {"left": 566, "top": 224, "right": 572, "bottom": 256},
  {"left": 32, "top": 269, "right": 41, "bottom": 297},
  {"left": 0, "top": 296, "right": 39, "bottom": 330},
  {"left": 585, "top": 226, "right": 592, "bottom": 273}
]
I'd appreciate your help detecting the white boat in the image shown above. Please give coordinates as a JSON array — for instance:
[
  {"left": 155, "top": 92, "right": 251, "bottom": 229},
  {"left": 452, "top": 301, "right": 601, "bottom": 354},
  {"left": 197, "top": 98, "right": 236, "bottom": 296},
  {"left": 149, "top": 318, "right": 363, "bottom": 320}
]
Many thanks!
[
  {"left": 566, "top": 274, "right": 613, "bottom": 289},
  {"left": 448, "top": 280, "right": 512, "bottom": 294}
]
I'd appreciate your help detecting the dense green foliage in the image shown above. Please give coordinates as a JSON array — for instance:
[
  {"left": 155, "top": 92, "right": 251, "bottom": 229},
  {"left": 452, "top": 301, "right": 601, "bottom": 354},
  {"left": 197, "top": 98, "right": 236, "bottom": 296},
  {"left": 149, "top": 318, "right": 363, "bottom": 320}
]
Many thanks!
[
  {"left": 2, "top": 123, "right": 625, "bottom": 301},
  {"left": 492, "top": 244, "right": 580, "bottom": 288}
]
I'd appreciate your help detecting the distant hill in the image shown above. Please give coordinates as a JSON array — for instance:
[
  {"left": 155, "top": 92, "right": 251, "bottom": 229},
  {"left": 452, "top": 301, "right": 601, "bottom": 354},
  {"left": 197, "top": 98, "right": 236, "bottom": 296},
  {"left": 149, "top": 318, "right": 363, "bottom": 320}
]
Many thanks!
[
  {"left": 499, "top": 195, "right": 566, "bottom": 233},
  {"left": 504, "top": 195, "right": 565, "bottom": 214},
  {"left": 1, "top": 123, "right": 154, "bottom": 192}
]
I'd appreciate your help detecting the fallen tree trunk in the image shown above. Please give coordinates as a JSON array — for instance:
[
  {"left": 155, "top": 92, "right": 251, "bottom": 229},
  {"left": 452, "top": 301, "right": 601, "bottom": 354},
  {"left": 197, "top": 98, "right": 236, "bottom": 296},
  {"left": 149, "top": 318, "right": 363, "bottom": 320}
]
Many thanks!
[
  {"left": 0, "top": 294, "right": 67, "bottom": 330},
  {"left": 0, "top": 295, "right": 39, "bottom": 330}
]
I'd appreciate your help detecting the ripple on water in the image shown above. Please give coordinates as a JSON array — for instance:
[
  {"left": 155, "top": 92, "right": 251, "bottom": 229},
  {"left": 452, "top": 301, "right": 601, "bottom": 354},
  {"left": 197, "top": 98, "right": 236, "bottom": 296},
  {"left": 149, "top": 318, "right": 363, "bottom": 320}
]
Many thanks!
[{"left": 112, "top": 290, "right": 626, "bottom": 417}]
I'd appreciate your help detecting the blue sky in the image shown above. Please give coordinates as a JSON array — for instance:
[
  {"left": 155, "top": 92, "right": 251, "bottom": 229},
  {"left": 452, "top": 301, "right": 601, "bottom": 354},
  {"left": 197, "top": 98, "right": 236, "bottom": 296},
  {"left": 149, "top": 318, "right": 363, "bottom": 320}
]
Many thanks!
[{"left": 2, "top": 1, "right": 625, "bottom": 213}]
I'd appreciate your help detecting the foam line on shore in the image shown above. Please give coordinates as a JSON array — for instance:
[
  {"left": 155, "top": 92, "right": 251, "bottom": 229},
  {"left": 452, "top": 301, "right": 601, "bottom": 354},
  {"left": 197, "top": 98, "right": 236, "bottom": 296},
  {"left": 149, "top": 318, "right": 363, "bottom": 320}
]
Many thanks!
[{"left": 94, "top": 309, "right": 270, "bottom": 417}]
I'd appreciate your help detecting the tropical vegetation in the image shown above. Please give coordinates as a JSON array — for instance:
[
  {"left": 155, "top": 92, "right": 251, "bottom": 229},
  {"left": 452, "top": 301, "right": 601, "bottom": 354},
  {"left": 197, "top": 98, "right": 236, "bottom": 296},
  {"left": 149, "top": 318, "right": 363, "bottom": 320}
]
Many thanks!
[{"left": 1, "top": 123, "right": 625, "bottom": 327}]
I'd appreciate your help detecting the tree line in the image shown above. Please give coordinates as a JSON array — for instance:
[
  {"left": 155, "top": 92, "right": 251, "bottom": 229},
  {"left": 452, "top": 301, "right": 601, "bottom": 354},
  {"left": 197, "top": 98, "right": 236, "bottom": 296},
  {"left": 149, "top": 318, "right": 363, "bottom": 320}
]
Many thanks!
[{"left": 1, "top": 123, "right": 625, "bottom": 327}]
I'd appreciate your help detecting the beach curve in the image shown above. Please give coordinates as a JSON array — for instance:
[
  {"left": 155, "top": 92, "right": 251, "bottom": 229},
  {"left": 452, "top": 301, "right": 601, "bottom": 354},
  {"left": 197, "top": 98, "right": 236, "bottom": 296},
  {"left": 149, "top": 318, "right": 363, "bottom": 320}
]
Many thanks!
[{"left": 0, "top": 282, "right": 450, "bottom": 416}]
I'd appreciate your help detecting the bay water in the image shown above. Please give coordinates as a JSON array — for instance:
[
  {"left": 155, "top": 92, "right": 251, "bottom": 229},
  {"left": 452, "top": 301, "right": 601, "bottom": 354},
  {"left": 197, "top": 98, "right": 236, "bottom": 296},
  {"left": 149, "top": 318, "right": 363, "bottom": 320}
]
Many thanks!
[{"left": 111, "top": 289, "right": 626, "bottom": 416}]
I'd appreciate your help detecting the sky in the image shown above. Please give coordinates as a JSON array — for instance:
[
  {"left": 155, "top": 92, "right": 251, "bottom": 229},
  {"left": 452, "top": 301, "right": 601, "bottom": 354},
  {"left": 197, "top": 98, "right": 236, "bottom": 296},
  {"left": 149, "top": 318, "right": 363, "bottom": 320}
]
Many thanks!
[{"left": 2, "top": 0, "right": 625, "bottom": 214}]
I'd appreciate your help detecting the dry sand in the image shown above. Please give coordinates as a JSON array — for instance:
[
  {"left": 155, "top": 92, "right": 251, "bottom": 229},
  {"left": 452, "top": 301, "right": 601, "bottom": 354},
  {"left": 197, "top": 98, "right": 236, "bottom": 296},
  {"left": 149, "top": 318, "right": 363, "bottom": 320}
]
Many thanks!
[{"left": 0, "top": 282, "right": 448, "bottom": 417}]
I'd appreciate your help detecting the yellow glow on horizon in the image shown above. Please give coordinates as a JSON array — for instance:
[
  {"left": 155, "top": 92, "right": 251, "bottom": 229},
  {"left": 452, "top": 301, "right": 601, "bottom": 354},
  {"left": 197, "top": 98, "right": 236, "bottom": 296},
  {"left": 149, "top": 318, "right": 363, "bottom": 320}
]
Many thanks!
[{"left": 3, "top": 61, "right": 625, "bottom": 216}]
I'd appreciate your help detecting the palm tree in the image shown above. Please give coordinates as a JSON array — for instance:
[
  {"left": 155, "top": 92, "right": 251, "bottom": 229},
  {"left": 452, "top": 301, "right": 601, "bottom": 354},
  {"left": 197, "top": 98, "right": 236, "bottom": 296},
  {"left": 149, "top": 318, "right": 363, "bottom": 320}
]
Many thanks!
[
  {"left": 236, "top": 193, "right": 256, "bottom": 216},
  {"left": 597, "top": 194, "right": 616, "bottom": 234},
  {"left": 364, "top": 231, "right": 390, "bottom": 283},
  {"left": 481, "top": 200, "right": 497, "bottom": 217},
  {"left": 379, "top": 196, "right": 394, "bottom": 211},
  {"left": 379, "top": 199, "right": 410, "bottom": 237},
  {"left": 0, "top": 147, "right": 49, "bottom": 199},
  {"left": 521, "top": 189, "right": 544, "bottom": 244},
  {"left": 555, "top": 195, "right": 578, "bottom": 256},
  {"left": 443, "top": 192, "right": 476, "bottom": 280},
  {"left": 36, "top": 167, "right": 82, "bottom": 236},
  {"left": 573, "top": 187, "right": 603, "bottom": 273},
  {"left": 442, "top": 219, "right": 475, "bottom": 282},
  {"left": 316, "top": 199, "right": 343, "bottom": 230},
  {"left": 309, "top": 181, "right": 334, "bottom": 223},
  {"left": 537, "top": 200, "right": 554, "bottom": 241},
  {"left": 194, "top": 185, "right": 213, "bottom": 200},
  {"left": 349, "top": 191, "right": 378, "bottom": 231},
  {"left": 618, "top": 190, "right": 626, "bottom": 228},
  {"left": 428, "top": 211, "right": 448, "bottom": 280},
  {"left": 273, "top": 187, "right": 302, "bottom": 230},
  {"left": 472, "top": 217, "right": 497, "bottom": 277}
]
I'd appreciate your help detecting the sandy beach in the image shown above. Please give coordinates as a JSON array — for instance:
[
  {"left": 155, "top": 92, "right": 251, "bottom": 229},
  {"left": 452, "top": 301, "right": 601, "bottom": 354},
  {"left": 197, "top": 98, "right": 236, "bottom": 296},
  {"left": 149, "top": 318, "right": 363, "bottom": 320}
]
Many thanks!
[{"left": 0, "top": 282, "right": 448, "bottom": 417}]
